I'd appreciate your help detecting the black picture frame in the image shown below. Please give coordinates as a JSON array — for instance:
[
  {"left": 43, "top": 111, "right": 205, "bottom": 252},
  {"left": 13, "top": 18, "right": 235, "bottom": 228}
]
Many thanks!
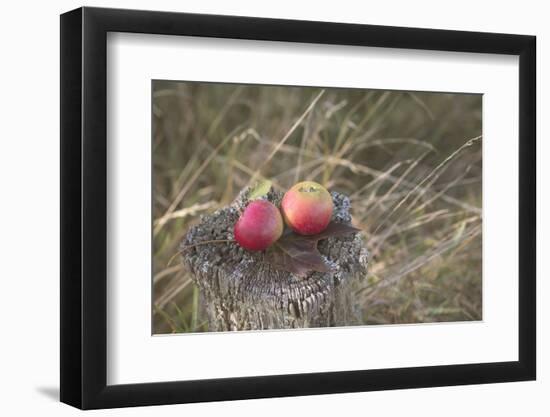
[{"left": 60, "top": 6, "right": 536, "bottom": 410}]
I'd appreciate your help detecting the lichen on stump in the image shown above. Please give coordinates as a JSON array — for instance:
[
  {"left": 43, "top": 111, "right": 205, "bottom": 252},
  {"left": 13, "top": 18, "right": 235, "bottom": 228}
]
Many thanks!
[{"left": 180, "top": 186, "right": 369, "bottom": 331}]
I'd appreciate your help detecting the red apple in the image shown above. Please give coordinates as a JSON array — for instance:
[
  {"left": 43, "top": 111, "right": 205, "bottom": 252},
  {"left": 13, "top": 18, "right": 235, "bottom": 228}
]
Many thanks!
[
  {"left": 234, "top": 200, "right": 283, "bottom": 251},
  {"left": 281, "top": 181, "right": 333, "bottom": 235}
]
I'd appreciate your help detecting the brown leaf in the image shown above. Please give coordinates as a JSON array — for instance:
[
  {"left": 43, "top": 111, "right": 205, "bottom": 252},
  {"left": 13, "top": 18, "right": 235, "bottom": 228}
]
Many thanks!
[
  {"left": 266, "top": 234, "right": 331, "bottom": 277},
  {"left": 303, "top": 221, "right": 361, "bottom": 242},
  {"left": 265, "top": 221, "right": 360, "bottom": 277}
]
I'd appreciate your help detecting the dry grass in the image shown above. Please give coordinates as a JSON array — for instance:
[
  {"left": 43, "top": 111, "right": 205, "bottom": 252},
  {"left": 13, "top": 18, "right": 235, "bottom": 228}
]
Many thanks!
[{"left": 152, "top": 81, "right": 482, "bottom": 333}]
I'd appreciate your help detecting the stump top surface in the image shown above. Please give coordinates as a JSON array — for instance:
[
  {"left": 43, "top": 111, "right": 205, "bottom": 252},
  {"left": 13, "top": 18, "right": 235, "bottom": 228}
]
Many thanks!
[{"left": 181, "top": 186, "right": 368, "bottom": 307}]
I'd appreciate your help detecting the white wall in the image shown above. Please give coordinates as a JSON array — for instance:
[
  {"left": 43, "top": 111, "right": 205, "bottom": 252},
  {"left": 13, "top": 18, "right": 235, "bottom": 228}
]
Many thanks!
[{"left": 0, "top": 0, "right": 546, "bottom": 415}]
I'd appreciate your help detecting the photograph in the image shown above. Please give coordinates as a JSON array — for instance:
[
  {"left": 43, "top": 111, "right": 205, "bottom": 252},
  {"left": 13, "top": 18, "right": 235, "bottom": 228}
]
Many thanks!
[{"left": 152, "top": 81, "right": 482, "bottom": 334}]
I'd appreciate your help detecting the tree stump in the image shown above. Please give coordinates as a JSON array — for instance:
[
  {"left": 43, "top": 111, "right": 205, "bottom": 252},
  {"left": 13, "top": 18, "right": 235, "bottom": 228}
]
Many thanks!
[{"left": 180, "top": 186, "right": 369, "bottom": 331}]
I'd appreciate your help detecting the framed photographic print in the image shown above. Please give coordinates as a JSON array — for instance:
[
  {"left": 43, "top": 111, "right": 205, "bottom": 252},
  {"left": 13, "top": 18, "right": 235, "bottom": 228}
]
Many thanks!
[{"left": 60, "top": 6, "right": 536, "bottom": 409}]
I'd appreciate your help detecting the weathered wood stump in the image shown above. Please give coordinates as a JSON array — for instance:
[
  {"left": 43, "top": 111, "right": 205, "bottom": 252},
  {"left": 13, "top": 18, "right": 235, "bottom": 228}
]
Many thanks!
[{"left": 180, "top": 186, "right": 369, "bottom": 331}]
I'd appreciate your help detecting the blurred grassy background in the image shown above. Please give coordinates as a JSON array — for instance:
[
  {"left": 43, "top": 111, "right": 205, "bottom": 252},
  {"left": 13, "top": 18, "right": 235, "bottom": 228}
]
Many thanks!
[{"left": 152, "top": 80, "right": 482, "bottom": 334}]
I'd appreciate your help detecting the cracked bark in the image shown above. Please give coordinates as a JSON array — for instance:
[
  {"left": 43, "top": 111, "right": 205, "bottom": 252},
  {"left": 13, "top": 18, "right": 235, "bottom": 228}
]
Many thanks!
[{"left": 181, "top": 186, "right": 369, "bottom": 331}]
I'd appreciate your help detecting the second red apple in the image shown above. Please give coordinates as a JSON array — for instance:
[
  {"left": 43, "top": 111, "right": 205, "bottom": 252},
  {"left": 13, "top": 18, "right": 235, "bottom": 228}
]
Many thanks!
[{"left": 281, "top": 181, "right": 333, "bottom": 235}]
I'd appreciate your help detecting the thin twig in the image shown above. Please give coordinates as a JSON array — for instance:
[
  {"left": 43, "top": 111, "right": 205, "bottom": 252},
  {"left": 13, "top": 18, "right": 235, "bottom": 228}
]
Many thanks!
[{"left": 180, "top": 239, "right": 234, "bottom": 252}]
